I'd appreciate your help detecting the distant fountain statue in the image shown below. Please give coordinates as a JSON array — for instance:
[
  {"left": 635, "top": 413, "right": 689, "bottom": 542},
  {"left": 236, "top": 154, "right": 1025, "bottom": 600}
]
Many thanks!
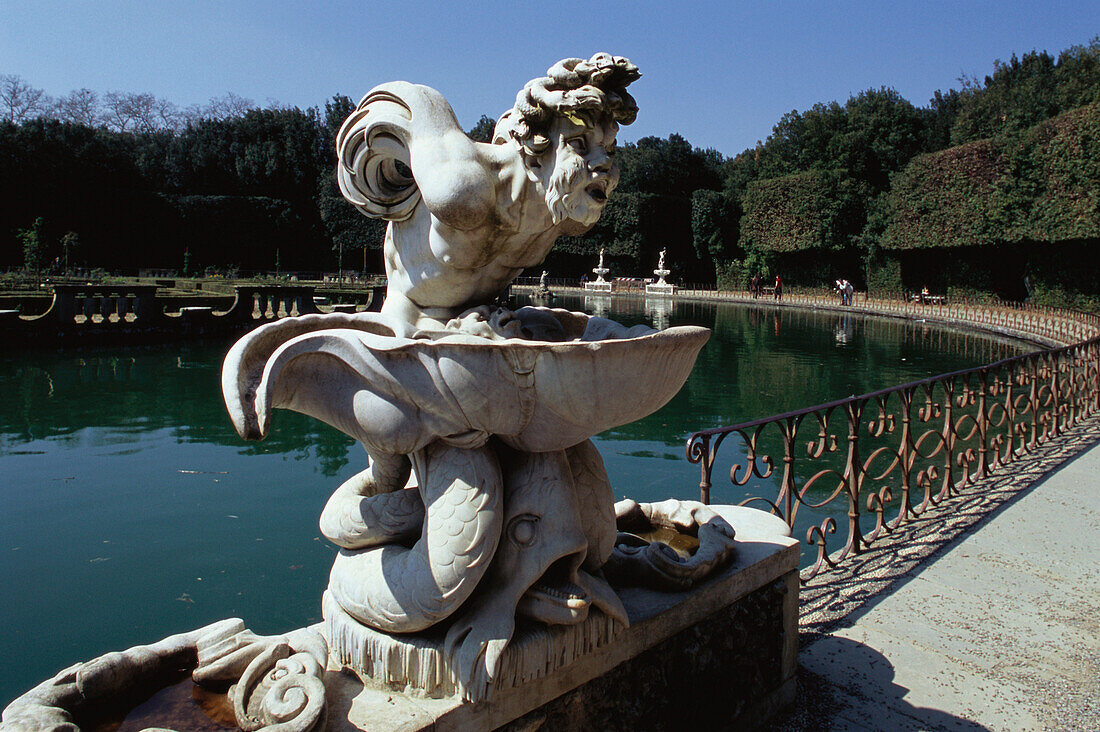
[
  {"left": 646, "top": 247, "right": 677, "bottom": 296},
  {"left": 534, "top": 269, "right": 553, "bottom": 298},
  {"left": 585, "top": 247, "right": 613, "bottom": 292}
]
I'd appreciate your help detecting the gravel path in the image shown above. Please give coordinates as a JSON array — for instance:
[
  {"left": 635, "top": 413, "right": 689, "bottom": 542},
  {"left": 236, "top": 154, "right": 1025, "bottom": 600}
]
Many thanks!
[{"left": 775, "top": 418, "right": 1100, "bottom": 731}]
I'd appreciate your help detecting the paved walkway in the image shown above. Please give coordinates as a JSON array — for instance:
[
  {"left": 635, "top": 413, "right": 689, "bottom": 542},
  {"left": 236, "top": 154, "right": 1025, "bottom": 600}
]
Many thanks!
[{"left": 776, "top": 418, "right": 1100, "bottom": 731}]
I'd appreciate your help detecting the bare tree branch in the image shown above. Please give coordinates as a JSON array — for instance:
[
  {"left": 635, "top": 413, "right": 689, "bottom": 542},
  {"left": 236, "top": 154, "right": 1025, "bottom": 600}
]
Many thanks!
[
  {"left": 1, "top": 74, "right": 52, "bottom": 122},
  {"left": 57, "top": 88, "right": 102, "bottom": 126},
  {"left": 206, "top": 91, "right": 254, "bottom": 119}
]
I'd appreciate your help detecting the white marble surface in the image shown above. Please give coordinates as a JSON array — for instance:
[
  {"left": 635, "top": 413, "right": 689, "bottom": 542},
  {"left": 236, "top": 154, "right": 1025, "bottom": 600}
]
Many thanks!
[
  {"left": 219, "top": 54, "right": 729, "bottom": 705},
  {"left": 323, "top": 505, "right": 799, "bottom": 731},
  {"left": 336, "top": 54, "right": 638, "bottom": 332}
]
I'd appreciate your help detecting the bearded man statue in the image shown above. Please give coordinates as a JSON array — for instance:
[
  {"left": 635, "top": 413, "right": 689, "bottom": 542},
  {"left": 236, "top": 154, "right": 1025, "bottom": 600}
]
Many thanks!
[
  {"left": 335, "top": 53, "right": 640, "bottom": 331},
  {"left": 219, "top": 55, "right": 724, "bottom": 704}
]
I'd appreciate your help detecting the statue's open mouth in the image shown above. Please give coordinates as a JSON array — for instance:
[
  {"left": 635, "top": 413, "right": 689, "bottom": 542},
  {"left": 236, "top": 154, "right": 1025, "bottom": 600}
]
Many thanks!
[
  {"left": 586, "top": 181, "right": 609, "bottom": 204},
  {"left": 518, "top": 554, "right": 592, "bottom": 624}
]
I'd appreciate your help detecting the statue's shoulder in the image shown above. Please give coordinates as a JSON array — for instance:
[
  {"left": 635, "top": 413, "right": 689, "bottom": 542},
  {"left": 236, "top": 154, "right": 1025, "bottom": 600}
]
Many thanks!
[
  {"left": 360, "top": 81, "right": 456, "bottom": 129},
  {"left": 336, "top": 81, "right": 498, "bottom": 230}
]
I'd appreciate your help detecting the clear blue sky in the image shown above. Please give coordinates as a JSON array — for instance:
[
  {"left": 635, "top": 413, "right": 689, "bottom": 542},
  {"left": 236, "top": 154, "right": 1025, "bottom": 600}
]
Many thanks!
[{"left": 2, "top": 0, "right": 1098, "bottom": 156}]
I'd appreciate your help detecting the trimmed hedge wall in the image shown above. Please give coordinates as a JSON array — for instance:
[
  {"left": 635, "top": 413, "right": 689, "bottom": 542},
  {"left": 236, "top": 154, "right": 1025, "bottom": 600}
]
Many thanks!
[
  {"left": 882, "top": 102, "right": 1100, "bottom": 250},
  {"left": 740, "top": 170, "right": 865, "bottom": 253}
]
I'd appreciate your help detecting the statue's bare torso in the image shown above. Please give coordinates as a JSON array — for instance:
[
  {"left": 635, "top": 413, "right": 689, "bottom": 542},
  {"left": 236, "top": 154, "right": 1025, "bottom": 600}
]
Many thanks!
[{"left": 380, "top": 113, "right": 618, "bottom": 329}]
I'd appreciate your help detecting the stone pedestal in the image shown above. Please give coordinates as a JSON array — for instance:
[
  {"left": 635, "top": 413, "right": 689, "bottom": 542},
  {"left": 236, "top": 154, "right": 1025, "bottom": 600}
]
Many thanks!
[
  {"left": 646, "top": 267, "right": 676, "bottom": 297},
  {"left": 323, "top": 506, "right": 798, "bottom": 731},
  {"left": 586, "top": 263, "right": 612, "bottom": 293},
  {"left": 645, "top": 283, "right": 677, "bottom": 296},
  {"left": 1, "top": 510, "right": 796, "bottom": 732}
]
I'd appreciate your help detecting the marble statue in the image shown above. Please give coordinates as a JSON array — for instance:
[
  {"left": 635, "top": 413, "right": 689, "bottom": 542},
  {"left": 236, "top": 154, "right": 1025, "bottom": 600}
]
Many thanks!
[
  {"left": 587, "top": 247, "right": 611, "bottom": 291},
  {"left": 336, "top": 53, "right": 638, "bottom": 332},
  {"left": 535, "top": 269, "right": 552, "bottom": 298},
  {"left": 648, "top": 246, "right": 675, "bottom": 295},
  {"left": 1, "top": 55, "right": 768, "bottom": 732},
  {"left": 217, "top": 53, "right": 727, "bottom": 704}
]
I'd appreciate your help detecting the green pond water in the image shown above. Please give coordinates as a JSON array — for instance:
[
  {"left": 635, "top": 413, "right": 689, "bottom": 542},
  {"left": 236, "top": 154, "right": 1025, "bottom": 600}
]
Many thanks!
[{"left": 0, "top": 295, "right": 1034, "bottom": 705}]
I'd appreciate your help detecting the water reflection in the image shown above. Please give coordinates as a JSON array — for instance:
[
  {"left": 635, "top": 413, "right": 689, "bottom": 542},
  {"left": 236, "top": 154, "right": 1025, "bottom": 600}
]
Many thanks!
[
  {"left": 834, "top": 314, "right": 853, "bottom": 346},
  {"left": 583, "top": 294, "right": 613, "bottom": 319},
  {"left": 644, "top": 297, "right": 672, "bottom": 331},
  {"left": 0, "top": 343, "right": 355, "bottom": 477},
  {"left": 0, "top": 298, "right": 1033, "bottom": 706}
]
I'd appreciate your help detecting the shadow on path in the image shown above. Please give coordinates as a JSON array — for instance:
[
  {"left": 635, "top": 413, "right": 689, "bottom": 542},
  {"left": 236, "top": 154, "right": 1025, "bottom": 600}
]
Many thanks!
[
  {"left": 775, "top": 634, "right": 992, "bottom": 731},
  {"left": 798, "top": 416, "right": 1100, "bottom": 637}
]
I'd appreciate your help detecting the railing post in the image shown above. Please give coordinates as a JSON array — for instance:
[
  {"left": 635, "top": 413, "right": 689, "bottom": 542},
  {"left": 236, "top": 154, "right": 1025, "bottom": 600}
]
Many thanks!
[
  {"left": 978, "top": 368, "right": 990, "bottom": 477},
  {"left": 844, "top": 401, "right": 863, "bottom": 555},
  {"left": 940, "top": 379, "right": 957, "bottom": 498},
  {"left": 1050, "top": 352, "right": 1063, "bottom": 438}
]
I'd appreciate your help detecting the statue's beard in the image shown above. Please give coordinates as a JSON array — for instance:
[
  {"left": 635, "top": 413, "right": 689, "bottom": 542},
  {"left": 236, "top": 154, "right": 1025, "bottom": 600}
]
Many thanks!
[{"left": 545, "top": 156, "right": 600, "bottom": 227}]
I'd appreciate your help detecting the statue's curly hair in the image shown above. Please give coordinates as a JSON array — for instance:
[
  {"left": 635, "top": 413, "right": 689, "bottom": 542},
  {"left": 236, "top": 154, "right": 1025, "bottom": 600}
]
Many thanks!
[{"left": 494, "top": 53, "right": 640, "bottom": 158}]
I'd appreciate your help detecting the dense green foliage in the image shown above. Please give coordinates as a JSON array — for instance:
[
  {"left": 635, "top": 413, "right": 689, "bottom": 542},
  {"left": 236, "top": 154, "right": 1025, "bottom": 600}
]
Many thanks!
[
  {"left": 0, "top": 111, "right": 332, "bottom": 272},
  {"left": 883, "top": 102, "right": 1100, "bottom": 249},
  {"left": 2, "top": 38, "right": 1098, "bottom": 304},
  {"left": 740, "top": 170, "right": 866, "bottom": 252}
]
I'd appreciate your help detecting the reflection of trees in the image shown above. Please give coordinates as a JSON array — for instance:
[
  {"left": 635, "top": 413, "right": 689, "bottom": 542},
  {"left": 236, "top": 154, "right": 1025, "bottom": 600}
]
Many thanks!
[
  {"left": 0, "top": 302, "right": 1029, "bottom": 477},
  {"left": 0, "top": 341, "right": 355, "bottom": 476}
]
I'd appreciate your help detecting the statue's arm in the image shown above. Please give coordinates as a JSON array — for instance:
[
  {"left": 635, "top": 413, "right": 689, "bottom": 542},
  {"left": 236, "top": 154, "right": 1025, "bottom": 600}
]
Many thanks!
[
  {"left": 408, "top": 131, "right": 496, "bottom": 236},
  {"left": 338, "top": 81, "right": 496, "bottom": 236},
  {"left": 338, "top": 81, "right": 503, "bottom": 270}
]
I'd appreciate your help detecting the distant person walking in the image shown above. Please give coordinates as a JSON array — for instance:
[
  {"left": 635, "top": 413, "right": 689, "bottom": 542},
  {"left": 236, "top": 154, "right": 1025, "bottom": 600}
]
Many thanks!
[
  {"left": 836, "top": 278, "right": 853, "bottom": 306},
  {"left": 751, "top": 274, "right": 760, "bottom": 299},
  {"left": 774, "top": 275, "right": 783, "bottom": 301}
]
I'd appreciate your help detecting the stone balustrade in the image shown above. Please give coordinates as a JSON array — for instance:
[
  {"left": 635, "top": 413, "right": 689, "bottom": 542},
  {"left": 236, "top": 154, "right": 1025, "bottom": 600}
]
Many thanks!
[
  {"left": 223, "top": 285, "right": 322, "bottom": 323},
  {"left": 44, "top": 284, "right": 162, "bottom": 327},
  {"left": 1, "top": 283, "right": 384, "bottom": 345}
]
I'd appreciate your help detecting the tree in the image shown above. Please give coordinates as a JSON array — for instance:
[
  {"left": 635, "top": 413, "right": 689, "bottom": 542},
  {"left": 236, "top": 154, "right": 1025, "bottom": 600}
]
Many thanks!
[
  {"left": 316, "top": 95, "right": 385, "bottom": 272},
  {"left": 18, "top": 217, "right": 46, "bottom": 282},
  {"left": 206, "top": 92, "right": 254, "bottom": 119},
  {"left": 102, "top": 91, "right": 140, "bottom": 132},
  {"left": 835, "top": 87, "right": 927, "bottom": 190},
  {"left": 57, "top": 88, "right": 102, "bottom": 127},
  {"left": 617, "top": 133, "right": 724, "bottom": 197},
  {"left": 1, "top": 74, "right": 52, "bottom": 123},
  {"left": 923, "top": 88, "right": 963, "bottom": 151},
  {"left": 466, "top": 115, "right": 496, "bottom": 142},
  {"left": 1053, "top": 38, "right": 1100, "bottom": 111},
  {"left": 691, "top": 189, "right": 739, "bottom": 258},
  {"left": 950, "top": 51, "right": 1060, "bottom": 144},
  {"left": 101, "top": 91, "right": 182, "bottom": 133}
]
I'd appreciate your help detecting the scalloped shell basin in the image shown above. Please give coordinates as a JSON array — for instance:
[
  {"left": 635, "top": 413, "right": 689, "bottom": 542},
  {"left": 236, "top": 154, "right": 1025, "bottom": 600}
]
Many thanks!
[{"left": 225, "top": 306, "right": 710, "bottom": 454}]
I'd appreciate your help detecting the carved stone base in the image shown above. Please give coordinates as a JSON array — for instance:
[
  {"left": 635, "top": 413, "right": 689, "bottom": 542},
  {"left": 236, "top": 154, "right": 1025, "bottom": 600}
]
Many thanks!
[
  {"left": 584, "top": 281, "right": 613, "bottom": 293},
  {"left": 645, "top": 283, "right": 677, "bottom": 297},
  {"left": 325, "top": 506, "right": 798, "bottom": 731},
  {"left": 323, "top": 592, "right": 622, "bottom": 700}
]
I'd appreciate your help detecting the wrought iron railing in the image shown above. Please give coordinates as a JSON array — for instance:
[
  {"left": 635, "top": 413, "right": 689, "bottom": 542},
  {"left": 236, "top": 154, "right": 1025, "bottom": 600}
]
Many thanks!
[{"left": 686, "top": 302, "right": 1100, "bottom": 581}]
